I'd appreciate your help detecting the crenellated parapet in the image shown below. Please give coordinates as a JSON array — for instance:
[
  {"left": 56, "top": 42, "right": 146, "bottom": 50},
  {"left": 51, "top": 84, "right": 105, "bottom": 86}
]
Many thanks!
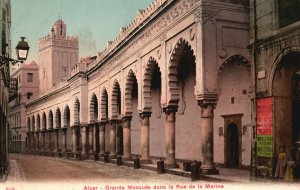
[
  {"left": 39, "top": 35, "right": 78, "bottom": 51},
  {"left": 90, "top": 0, "right": 173, "bottom": 68}
]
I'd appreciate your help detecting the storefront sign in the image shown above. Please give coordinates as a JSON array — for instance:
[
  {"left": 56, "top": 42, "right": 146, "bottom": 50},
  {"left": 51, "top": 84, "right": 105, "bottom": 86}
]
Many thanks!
[
  {"left": 256, "top": 98, "right": 273, "bottom": 157},
  {"left": 256, "top": 97, "right": 272, "bottom": 135},
  {"left": 257, "top": 135, "right": 273, "bottom": 157}
]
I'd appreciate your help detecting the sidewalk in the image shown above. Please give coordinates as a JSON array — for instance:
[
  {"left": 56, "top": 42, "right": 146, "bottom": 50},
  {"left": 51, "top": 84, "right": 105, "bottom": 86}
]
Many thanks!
[{"left": 98, "top": 156, "right": 251, "bottom": 183}]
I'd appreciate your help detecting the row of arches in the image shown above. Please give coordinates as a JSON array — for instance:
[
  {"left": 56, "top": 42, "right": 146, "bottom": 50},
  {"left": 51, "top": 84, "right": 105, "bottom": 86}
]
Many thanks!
[
  {"left": 27, "top": 105, "right": 70, "bottom": 131},
  {"left": 26, "top": 37, "right": 251, "bottom": 173},
  {"left": 27, "top": 38, "right": 196, "bottom": 130}
]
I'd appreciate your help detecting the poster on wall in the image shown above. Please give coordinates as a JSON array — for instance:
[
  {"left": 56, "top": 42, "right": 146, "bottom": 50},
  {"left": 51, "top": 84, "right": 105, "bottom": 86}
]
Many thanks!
[{"left": 256, "top": 97, "right": 273, "bottom": 157}]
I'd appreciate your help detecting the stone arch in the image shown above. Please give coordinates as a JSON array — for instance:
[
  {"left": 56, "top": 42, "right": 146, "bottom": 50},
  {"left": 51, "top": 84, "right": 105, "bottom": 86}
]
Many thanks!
[
  {"left": 168, "top": 38, "right": 196, "bottom": 107},
  {"left": 268, "top": 46, "right": 300, "bottom": 96},
  {"left": 48, "top": 110, "right": 54, "bottom": 129},
  {"left": 217, "top": 54, "right": 250, "bottom": 89},
  {"left": 63, "top": 105, "right": 70, "bottom": 127},
  {"left": 90, "top": 93, "right": 98, "bottom": 122},
  {"left": 111, "top": 80, "right": 121, "bottom": 120},
  {"left": 55, "top": 107, "right": 62, "bottom": 129},
  {"left": 124, "top": 69, "right": 138, "bottom": 116},
  {"left": 31, "top": 115, "right": 35, "bottom": 132},
  {"left": 142, "top": 56, "right": 161, "bottom": 112},
  {"left": 42, "top": 112, "right": 47, "bottom": 130},
  {"left": 271, "top": 51, "right": 300, "bottom": 147},
  {"left": 27, "top": 117, "right": 31, "bottom": 132},
  {"left": 100, "top": 88, "right": 108, "bottom": 121},
  {"left": 37, "top": 114, "right": 41, "bottom": 131},
  {"left": 74, "top": 97, "right": 80, "bottom": 125}
]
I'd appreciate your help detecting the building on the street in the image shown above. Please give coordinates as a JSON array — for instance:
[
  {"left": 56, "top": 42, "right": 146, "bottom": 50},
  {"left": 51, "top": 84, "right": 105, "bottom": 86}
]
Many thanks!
[
  {"left": 0, "top": 0, "right": 11, "bottom": 178},
  {"left": 8, "top": 61, "right": 39, "bottom": 153},
  {"left": 250, "top": 0, "right": 300, "bottom": 178},
  {"left": 24, "top": 0, "right": 253, "bottom": 175},
  {"left": 38, "top": 19, "right": 79, "bottom": 94}
]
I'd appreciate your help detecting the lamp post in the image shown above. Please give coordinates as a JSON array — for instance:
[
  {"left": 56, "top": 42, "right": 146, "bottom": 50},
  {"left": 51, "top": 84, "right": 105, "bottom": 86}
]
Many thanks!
[{"left": 0, "top": 37, "right": 30, "bottom": 66}]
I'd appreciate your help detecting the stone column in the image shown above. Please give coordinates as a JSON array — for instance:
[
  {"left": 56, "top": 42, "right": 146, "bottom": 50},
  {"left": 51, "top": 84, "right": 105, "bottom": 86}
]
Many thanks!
[
  {"left": 48, "top": 130, "right": 52, "bottom": 155},
  {"left": 53, "top": 129, "right": 60, "bottom": 156},
  {"left": 199, "top": 101, "right": 219, "bottom": 175},
  {"left": 61, "top": 128, "right": 67, "bottom": 155},
  {"left": 72, "top": 127, "right": 77, "bottom": 156},
  {"left": 140, "top": 112, "right": 151, "bottom": 164},
  {"left": 88, "top": 124, "right": 93, "bottom": 156},
  {"left": 39, "top": 131, "right": 43, "bottom": 154},
  {"left": 109, "top": 120, "right": 117, "bottom": 158},
  {"left": 36, "top": 132, "right": 40, "bottom": 153},
  {"left": 81, "top": 125, "right": 88, "bottom": 159},
  {"left": 99, "top": 122, "right": 106, "bottom": 157},
  {"left": 164, "top": 106, "right": 178, "bottom": 168},
  {"left": 33, "top": 132, "right": 37, "bottom": 153},
  {"left": 26, "top": 133, "right": 30, "bottom": 153},
  {"left": 93, "top": 123, "right": 99, "bottom": 159},
  {"left": 42, "top": 131, "right": 46, "bottom": 154},
  {"left": 123, "top": 116, "right": 132, "bottom": 160},
  {"left": 31, "top": 132, "right": 35, "bottom": 153},
  {"left": 73, "top": 125, "right": 81, "bottom": 159}
]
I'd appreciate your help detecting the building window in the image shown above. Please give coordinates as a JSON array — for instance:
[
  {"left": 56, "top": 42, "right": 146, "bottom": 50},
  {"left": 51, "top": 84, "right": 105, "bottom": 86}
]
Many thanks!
[
  {"left": 27, "top": 92, "right": 33, "bottom": 100},
  {"left": 278, "top": 0, "right": 300, "bottom": 27},
  {"left": 27, "top": 73, "right": 33, "bottom": 82}
]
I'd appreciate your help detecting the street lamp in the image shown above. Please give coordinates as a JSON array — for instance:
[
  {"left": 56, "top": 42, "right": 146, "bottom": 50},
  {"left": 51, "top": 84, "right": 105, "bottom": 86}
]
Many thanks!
[{"left": 0, "top": 37, "right": 30, "bottom": 66}]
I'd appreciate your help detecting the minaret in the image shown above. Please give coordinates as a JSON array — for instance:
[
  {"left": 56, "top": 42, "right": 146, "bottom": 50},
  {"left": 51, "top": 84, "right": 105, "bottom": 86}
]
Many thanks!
[{"left": 38, "top": 20, "right": 79, "bottom": 93}]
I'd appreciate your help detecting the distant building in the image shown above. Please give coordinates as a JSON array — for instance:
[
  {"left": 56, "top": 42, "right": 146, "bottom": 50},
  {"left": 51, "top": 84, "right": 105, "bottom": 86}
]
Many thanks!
[
  {"left": 8, "top": 61, "right": 39, "bottom": 153},
  {"left": 250, "top": 0, "right": 300, "bottom": 178},
  {"left": 38, "top": 20, "right": 79, "bottom": 94}
]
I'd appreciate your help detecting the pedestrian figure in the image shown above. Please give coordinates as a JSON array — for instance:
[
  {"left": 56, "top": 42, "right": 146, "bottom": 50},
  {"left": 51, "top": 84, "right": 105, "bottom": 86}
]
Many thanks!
[
  {"left": 284, "top": 149, "right": 295, "bottom": 182},
  {"left": 275, "top": 146, "right": 286, "bottom": 178}
]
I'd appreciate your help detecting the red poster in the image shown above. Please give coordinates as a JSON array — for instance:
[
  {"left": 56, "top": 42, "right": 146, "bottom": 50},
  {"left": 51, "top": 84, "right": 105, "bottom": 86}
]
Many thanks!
[{"left": 256, "top": 97, "right": 273, "bottom": 135}]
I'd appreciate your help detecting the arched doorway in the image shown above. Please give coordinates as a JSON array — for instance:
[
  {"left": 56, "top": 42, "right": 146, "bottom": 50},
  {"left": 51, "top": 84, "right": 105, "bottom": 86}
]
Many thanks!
[
  {"left": 292, "top": 73, "right": 300, "bottom": 142},
  {"left": 144, "top": 57, "right": 163, "bottom": 158},
  {"left": 125, "top": 70, "right": 139, "bottom": 155},
  {"left": 169, "top": 38, "right": 198, "bottom": 161},
  {"left": 272, "top": 51, "right": 300, "bottom": 152},
  {"left": 226, "top": 123, "right": 239, "bottom": 168},
  {"left": 111, "top": 81, "right": 122, "bottom": 157}
]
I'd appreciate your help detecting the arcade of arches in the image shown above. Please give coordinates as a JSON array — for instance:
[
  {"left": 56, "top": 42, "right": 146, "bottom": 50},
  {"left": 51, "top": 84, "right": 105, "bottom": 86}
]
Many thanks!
[{"left": 25, "top": 0, "right": 252, "bottom": 174}]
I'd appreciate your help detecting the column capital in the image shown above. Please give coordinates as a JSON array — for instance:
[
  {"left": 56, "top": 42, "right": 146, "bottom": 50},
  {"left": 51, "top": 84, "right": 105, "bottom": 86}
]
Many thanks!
[
  {"left": 88, "top": 123, "right": 95, "bottom": 127},
  {"left": 79, "top": 122, "right": 89, "bottom": 128},
  {"left": 71, "top": 124, "right": 80, "bottom": 128},
  {"left": 197, "top": 93, "right": 218, "bottom": 109},
  {"left": 122, "top": 116, "right": 133, "bottom": 122},
  {"left": 98, "top": 121, "right": 106, "bottom": 126},
  {"left": 98, "top": 119, "right": 107, "bottom": 124},
  {"left": 163, "top": 105, "right": 178, "bottom": 113},
  {"left": 88, "top": 120, "right": 99, "bottom": 125},
  {"left": 109, "top": 119, "right": 120, "bottom": 125},
  {"left": 139, "top": 112, "right": 151, "bottom": 118},
  {"left": 62, "top": 125, "right": 69, "bottom": 129}
]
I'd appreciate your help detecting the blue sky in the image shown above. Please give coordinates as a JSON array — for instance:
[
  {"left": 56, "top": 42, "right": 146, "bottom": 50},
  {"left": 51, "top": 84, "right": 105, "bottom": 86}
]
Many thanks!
[{"left": 10, "top": 0, "right": 153, "bottom": 63}]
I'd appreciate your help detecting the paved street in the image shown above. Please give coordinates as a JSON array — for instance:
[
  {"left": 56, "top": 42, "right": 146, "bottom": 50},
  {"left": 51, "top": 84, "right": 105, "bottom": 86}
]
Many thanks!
[
  {"left": 2, "top": 154, "right": 300, "bottom": 190},
  {"left": 6, "top": 154, "right": 191, "bottom": 183}
]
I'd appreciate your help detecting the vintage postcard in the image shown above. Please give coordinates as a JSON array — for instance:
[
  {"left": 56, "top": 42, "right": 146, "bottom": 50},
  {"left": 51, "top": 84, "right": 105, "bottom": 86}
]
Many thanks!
[{"left": 1, "top": 0, "right": 300, "bottom": 190}]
